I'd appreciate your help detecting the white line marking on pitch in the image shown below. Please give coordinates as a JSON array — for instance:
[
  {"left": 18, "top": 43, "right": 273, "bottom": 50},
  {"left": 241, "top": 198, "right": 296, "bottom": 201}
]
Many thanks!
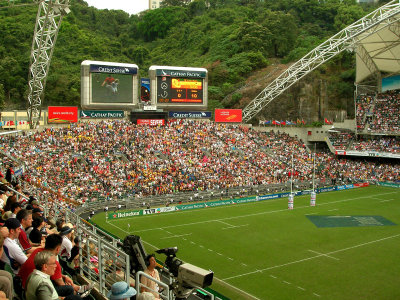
[
  {"left": 216, "top": 252, "right": 223, "bottom": 256},
  {"left": 314, "top": 293, "right": 321, "bottom": 297},
  {"left": 308, "top": 249, "right": 340, "bottom": 260},
  {"left": 380, "top": 199, "right": 394, "bottom": 202},
  {"left": 208, "top": 249, "right": 213, "bottom": 252},
  {"left": 132, "top": 191, "right": 397, "bottom": 233},
  {"left": 297, "top": 286, "right": 306, "bottom": 291},
  {"left": 160, "top": 228, "right": 173, "bottom": 234},
  {"left": 222, "top": 233, "right": 400, "bottom": 281},
  {"left": 160, "top": 233, "right": 192, "bottom": 239},
  {"left": 217, "top": 220, "right": 234, "bottom": 226},
  {"left": 241, "top": 263, "right": 247, "bottom": 267},
  {"left": 270, "top": 275, "right": 277, "bottom": 279},
  {"left": 213, "top": 277, "right": 262, "bottom": 300},
  {"left": 222, "top": 224, "right": 249, "bottom": 230},
  {"left": 283, "top": 281, "right": 291, "bottom": 285},
  {"left": 328, "top": 209, "right": 339, "bottom": 211}
]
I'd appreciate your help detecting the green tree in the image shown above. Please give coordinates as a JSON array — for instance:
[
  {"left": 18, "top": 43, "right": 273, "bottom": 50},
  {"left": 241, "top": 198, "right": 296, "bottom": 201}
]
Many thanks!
[
  {"left": 261, "top": 10, "right": 298, "bottom": 57},
  {"left": 0, "top": 83, "right": 5, "bottom": 110},
  {"left": 137, "top": 7, "right": 186, "bottom": 41},
  {"left": 334, "top": 5, "right": 365, "bottom": 31}
]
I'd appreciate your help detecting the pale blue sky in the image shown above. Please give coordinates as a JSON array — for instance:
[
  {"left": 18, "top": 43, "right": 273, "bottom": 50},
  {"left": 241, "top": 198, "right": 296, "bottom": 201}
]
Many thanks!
[{"left": 84, "top": 0, "right": 148, "bottom": 15}]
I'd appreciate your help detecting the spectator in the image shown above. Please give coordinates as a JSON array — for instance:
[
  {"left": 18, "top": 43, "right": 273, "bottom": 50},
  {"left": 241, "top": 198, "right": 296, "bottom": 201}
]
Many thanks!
[
  {"left": 0, "top": 235, "right": 13, "bottom": 299},
  {"left": 9, "top": 202, "right": 21, "bottom": 218},
  {"left": 0, "top": 218, "right": 27, "bottom": 274},
  {"left": 107, "top": 281, "right": 136, "bottom": 300},
  {"left": 29, "top": 216, "right": 46, "bottom": 245},
  {"left": 17, "top": 209, "right": 42, "bottom": 254},
  {"left": 59, "top": 225, "right": 74, "bottom": 259},
  {"left": 19, "top": 234, "right": 93, "bottom": 297}
]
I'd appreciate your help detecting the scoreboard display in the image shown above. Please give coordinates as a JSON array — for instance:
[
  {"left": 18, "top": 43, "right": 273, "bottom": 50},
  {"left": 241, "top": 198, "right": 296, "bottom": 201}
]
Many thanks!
[
  {"left": 157, "top": 77, "right": 203, "bottom": 103},
  {"left": 149, "top": 66, "right": 208, "bottom": 110}
]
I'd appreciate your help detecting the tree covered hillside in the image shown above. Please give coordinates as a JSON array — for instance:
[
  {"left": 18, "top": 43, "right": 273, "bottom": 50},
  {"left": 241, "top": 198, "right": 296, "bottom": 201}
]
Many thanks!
[{"left": 0, "top": 0, "right": 388, "bottom": 120}]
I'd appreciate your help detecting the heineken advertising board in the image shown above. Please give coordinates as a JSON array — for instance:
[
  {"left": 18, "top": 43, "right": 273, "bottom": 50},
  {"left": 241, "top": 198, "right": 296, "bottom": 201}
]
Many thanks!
[{"left": 80, "top": 110, "right": 124, "bottom": 119}]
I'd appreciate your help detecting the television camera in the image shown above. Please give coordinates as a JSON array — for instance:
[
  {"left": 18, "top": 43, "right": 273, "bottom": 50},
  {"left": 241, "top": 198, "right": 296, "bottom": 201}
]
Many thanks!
[
  {"left": 156, "top": 247, "right": 214, "bottom": 299},
  {"left": 122, "top": 235, "right": 213, "bottom": 299}
]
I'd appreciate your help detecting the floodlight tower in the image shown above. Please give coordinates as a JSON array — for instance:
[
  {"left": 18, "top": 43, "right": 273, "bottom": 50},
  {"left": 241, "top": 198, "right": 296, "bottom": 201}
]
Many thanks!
[{"left": 27, "top": 0, "right": 70, "bottom": 129}]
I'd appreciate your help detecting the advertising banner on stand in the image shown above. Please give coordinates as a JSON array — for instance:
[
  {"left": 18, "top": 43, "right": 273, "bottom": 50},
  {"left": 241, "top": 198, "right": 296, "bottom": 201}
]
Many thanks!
[
  {"left": 215, "top": 109, "right": 242, "bottom": 122},
  {"left": 48, "top": 106, "right": 78, "bottom": 123}
]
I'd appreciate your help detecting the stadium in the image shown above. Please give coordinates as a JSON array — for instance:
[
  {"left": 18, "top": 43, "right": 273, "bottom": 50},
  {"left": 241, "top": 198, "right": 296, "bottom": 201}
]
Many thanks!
[{"left": 0, "top": 1, "right": 399, "bottom": 300}]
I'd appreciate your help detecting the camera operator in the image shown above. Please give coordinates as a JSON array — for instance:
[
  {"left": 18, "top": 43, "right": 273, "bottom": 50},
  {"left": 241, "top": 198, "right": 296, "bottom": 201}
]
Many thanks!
[{"left": 140, "top": 254, "right": 160, "bottom": 299}]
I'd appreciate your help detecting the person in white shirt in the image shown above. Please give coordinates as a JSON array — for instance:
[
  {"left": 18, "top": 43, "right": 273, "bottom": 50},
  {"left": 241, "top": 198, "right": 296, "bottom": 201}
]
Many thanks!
[
  {"left": 0, "top": 218, "right": 27, "bottom": 274},
  {"left": 59, "top": 226, "right": 73, "bottom": 259}
]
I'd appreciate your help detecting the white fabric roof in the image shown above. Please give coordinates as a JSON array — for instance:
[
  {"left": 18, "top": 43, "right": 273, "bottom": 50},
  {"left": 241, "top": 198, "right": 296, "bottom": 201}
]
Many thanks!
[{"left": 355, "top": 16, "right": 400, "bottom": 83}]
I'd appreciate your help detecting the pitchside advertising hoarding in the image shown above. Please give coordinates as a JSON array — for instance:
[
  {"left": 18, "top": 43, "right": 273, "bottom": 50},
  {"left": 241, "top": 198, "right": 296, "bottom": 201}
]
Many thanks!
[
  {"left": 48, "top": 106, "right": 78, "bottom": 123},
  {"left": 214, "top": 109, "right": 243, "bottom": 123}
]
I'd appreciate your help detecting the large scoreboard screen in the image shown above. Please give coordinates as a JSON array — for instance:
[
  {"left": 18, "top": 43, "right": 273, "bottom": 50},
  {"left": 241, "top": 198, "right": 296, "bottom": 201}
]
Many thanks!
[
  {"left": 81, "top": 60, "right": 139, "bottom": 110},
  {"left": 149, "top": 66, "right": 208, "bottom": 110}
]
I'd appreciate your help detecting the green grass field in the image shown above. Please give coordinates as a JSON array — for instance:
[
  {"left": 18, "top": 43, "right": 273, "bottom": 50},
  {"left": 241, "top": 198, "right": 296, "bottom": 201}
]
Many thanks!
[{"left": 92, "top": 186, "right": 400, "bottom": 300}]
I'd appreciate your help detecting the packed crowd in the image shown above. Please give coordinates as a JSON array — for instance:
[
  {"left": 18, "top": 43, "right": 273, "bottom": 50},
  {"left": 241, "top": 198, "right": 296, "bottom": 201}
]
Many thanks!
[
  {"left": 1, "top": 120, "right": 399, "bottom": 206},
  {"left": 0, "top": 181, "right": 95, "bottom": 299},
  {"left": 369, "top": 90, "right": 400, "bottom": 133},
  {"left": 351, "top": 136, "right": 400, "bottom": 153},
  {"left": 328, "top": 132, "right": 355, "bottom": 150},
  {"left": 356, "top": 89, "right": 400, "bottom": 133}
]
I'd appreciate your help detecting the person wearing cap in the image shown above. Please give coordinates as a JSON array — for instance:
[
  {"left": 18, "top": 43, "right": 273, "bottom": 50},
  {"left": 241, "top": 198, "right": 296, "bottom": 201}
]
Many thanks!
[
  {"left": 107, "top": 281, "right": 136, "bottom": 300},
  {"left": 0, "top": 218, "right": 27, "bottom": 274},
  {"left": 59, "top": 225, "right": 73, "bottom": 259}
]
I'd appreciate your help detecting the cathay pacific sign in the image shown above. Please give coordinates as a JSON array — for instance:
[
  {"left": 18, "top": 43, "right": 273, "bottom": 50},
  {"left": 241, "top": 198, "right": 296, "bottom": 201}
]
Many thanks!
[{"left": 80, "top": 110, "right": 124, "bottom": 119}]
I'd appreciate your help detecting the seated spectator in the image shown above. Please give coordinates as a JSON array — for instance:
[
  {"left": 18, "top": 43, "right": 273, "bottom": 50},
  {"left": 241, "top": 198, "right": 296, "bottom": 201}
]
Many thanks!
[
  {"left": 26, "top": 250, "right": 82, "bottom": 300},
  {"left": 19, "top": 234, "right": 93, "bottom": 297},
  {"left": 9, "top": 202, "right": 22, "bottom": 219},
  {"left": 0, "top": 235, "right": 13, "bottom": 299},
  {"left": 29, "top": 216, "right": 46, "bottom": 245},
  {"left": 59, "top": 225, "right": 74, "bottom": 260},
  {"left": 107, "top": 281, "right": 136, "bottom": 300},
  {"left": 17, "top": 209, "right": 43, "bottom": 255},
  {"left": 0, "top": 218, "right": 27, "bottom": 274}
]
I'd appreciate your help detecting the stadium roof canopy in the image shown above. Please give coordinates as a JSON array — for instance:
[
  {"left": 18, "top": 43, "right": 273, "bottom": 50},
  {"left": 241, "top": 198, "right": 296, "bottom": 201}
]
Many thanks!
[{"left": 355, "top": 13, "right": 400, "bottom": 83}]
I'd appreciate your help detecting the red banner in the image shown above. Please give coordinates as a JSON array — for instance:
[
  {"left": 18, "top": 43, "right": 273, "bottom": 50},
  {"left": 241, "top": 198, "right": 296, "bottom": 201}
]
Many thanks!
[
  {"left": 48, "top": 106, "right": 78, "bottom": 123},
  {"left": 354, "top": 182, "right": 369, "bottom": 188},
  {"left": 137, "top": 119, "right": 165, "bottom": 126},
  {"left": 214, "top": 109, "right": 242, "bottom": 123}
]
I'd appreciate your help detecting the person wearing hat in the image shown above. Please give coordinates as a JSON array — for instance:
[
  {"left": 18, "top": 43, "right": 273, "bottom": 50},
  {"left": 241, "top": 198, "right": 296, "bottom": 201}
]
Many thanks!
[
  {"left": 0, "top": 218, "right": 27, "bottom": 274},
  {"left": 59, "top": 225, "right": 74, "bottom": 259},
  {"left": 107, "top": 281, "right": 136, "bottom": 300}
]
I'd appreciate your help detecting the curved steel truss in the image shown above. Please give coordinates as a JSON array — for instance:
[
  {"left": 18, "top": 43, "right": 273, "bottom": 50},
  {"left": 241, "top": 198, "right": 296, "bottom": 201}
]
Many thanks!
[{"left": 242, "top": 0, "right": 400, "bottom": 123}]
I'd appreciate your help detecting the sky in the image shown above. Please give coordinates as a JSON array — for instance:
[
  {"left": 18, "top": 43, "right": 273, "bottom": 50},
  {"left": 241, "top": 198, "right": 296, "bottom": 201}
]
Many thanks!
[{"left": 84, "top": 0, "right": 149, "bottom": 15}]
